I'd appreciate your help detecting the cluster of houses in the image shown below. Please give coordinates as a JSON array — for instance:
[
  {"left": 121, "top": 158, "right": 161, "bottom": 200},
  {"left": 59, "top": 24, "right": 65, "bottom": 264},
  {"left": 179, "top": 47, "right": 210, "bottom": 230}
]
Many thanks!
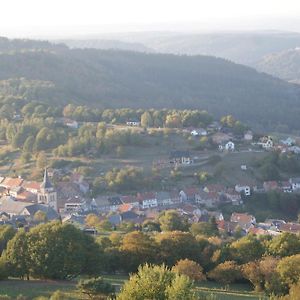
[{"left": 0, "top": 168, "right": 300, "bottom": 236}]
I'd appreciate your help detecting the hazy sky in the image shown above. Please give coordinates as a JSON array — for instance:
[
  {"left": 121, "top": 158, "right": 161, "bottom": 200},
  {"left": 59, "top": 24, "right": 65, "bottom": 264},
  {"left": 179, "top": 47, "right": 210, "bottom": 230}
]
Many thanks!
[{"left": 1, "top": 0, "right": 300, "bottom": 38}]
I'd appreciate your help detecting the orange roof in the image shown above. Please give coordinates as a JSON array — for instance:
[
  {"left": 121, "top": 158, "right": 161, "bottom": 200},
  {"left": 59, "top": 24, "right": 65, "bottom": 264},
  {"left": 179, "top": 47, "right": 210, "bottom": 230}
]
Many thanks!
[
  {"left": 118, "top": 203, "right": 133, "bottom": 213},
  {"left": 2, "top": 177, "right": 24, "bottom": 189},
  {"left": 22, "top": 181, "right": 41, "bottom": 191},
  {"left": 231, "top": 213, "right": 254, "bottom": 224}
]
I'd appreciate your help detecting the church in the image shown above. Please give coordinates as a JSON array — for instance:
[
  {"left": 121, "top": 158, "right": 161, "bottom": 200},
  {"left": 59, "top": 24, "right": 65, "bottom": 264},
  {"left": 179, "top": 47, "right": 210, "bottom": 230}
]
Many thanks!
[{"left": 37, "top": 169, "right": 58, "bottom": 211}]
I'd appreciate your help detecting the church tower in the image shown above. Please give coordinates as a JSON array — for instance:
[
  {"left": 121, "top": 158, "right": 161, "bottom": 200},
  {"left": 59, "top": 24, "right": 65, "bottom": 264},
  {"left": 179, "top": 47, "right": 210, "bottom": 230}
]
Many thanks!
[{"left": 37, "top": 169, "right": 58, "bottom": 211}]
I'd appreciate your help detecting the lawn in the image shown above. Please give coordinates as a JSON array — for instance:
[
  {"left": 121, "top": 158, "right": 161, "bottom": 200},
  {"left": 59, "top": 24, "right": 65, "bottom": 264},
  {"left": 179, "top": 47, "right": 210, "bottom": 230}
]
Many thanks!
[
  {"left": 0, "top": 276, "right": 267, "bottom": 300},
  {"left": 0, "top": 279, "right": 80, "bottom": 299}
]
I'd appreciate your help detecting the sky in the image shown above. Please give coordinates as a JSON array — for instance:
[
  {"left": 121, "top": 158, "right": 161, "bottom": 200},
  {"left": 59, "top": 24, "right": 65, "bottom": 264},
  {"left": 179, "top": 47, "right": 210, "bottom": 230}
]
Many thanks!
[{"left": 1, "top": 0, "right": 300, "bottom": 38}]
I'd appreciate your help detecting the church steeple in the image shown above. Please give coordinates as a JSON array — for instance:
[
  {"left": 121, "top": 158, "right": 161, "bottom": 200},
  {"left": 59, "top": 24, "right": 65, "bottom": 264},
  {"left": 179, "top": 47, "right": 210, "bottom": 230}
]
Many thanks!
[
  {"left": 40, "top": 168, "right": 53, "bottom": 190},
  {"left": 38, "top": 168, "right": 58, "bottom": 211}
]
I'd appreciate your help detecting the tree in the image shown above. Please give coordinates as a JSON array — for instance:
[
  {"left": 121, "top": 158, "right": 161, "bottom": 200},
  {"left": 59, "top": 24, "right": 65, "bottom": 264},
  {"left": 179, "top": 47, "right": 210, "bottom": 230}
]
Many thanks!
[
  {"left": 172, "top": 259, "right": 206, "bottom": 282},
  {"left": 155, "top": 231, "right": 201, "bottom": 266},
  {"left": 277, "top": 254, "right": 300, "bottom": 286},
  {"left": 208, "top": 261, "right": 242, "bottom": 284},
  {"left": 0, "top": 225, "right": 16, "bottom": 255},
  {"left": 141, "top": 111, "right": 153, "bottom": 128},
  {"left": 36, "top": 151, "right": 47, "bottom": 169},
  {"left": 4, "top": 229, "right": 30, "bottom": 279},
  {"left": 190, "top": 218, "right": 219, "bottom": 237},
  {"left": 117, "top": 264, "right": 196, "bottom": 300},
  {"left": 22, "top": 136, "right": 35, "bottom": 153},
  {"left": 5, "top": 222, "right": 103, "bottom": 280},
  {"left": 158, "top": 210, "right": 188, "bottom": 232},
  {"left": 77, "top": 277, "right": 115, "bottom": 300},
  {"left": 230, "top": 235, "right": 265, "bottom": 263},
  {"left": 268, "top": 233, "right": 300, "bottom": 257},
  {"left": 33, "top": 211, "right": 48, "bottom": 223},
  {"left": 120, "top": 231, "right": 155, "bottom": 272}
]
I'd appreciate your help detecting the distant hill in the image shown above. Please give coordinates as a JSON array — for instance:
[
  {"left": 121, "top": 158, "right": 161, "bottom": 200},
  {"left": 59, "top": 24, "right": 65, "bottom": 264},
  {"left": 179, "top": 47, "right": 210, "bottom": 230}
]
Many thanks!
[
  {"left": 83, "top": 31, "right": 300, "bottom": 66},
  {"left": 0, "top": 37, "right": 299, "bottom": 130},
  {"left": 256, "top": 48, "right": 300, "bottom": 84},
  {"left": 58, "top": 39, "right": 154, "bottom": 53}
]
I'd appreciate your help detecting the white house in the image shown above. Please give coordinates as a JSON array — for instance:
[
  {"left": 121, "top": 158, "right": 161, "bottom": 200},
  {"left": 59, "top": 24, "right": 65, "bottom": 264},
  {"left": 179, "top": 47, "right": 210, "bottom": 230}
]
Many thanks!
[
  {"left": 220, "top": 141, "right": 235, "bottom": 151},
  {"left": 191, "top": 128, "right": 208, "bottom": 136},
  {"left": 244, "top": 131, "right": 253, "bottom": 141},
  {"left": 259, "top": 136, "right": 273, "bottom": 150},
  {"left": 289, "top": 178, "right": 300, "bottom": 191},
  {"left": 235, "top": 184, "right": 251, "bottom": 196},
  {"left": 126, "top": 120, "right": 140, "bottom": 127},
  {"left": 225, "top": 141, "right": 235, "bottom": 151}
]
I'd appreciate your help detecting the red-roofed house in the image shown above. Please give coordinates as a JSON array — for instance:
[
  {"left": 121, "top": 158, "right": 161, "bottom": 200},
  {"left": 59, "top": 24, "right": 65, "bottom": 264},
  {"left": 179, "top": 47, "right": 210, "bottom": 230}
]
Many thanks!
[
  {"left": 230, "top": 213, "right": 256, "bottom": 230},
  {"left": 1, "top": 177, "right": 24, "bottom": 189}
]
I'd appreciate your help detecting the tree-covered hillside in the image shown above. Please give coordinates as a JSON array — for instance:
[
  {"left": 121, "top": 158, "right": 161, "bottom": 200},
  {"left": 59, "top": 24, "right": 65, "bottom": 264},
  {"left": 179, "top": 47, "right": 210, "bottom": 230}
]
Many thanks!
[
  {"left": 257, "top": 48, "right": 300, "bottom": 84},
  {"left": 0, "top": 37, "right": 300, "bottom": 130}
]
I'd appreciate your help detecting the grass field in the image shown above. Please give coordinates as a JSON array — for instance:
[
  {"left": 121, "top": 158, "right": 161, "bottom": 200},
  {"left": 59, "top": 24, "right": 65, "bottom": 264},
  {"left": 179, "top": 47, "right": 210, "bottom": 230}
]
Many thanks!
[{"left": 0, "top": 276, "right": 268, "bottom": 300}]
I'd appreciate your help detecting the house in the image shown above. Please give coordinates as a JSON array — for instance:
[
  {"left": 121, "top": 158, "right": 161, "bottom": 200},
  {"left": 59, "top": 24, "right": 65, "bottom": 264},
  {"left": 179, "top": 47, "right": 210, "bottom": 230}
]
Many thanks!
[
  {"left": 20, "top": 204, "right": 59, "bottom": 221},
  {"left": 289, "top": 178, "right": 300, "bottom": 191},
  {"left": 195, "top": 190, "right": 219, "bottom": 208},
  {"left": 137, "top": 192, "right": 157, "bottom": 209},
  {"left": 126, "top": 120, "right": 140, "bottom": 127},
  {"left": 63, "top": 118, "right": 79, "bottom": 129},
  {"left": 62, "top": 214, "right": 86, "bottom": 229},
  {"left": 280, "top": 137, "right": 295, "bottom": 146},
  {"left": 217, "top": 220, "right": 246, "bottom": 236},
  {"left": 107, "top": 196, "right": 123, "bottom": 211},
  {"left": 156, "top": 192, "right": 174, "bottom": 206},
  {"left": 278, "top": 223, "right": 300, "bottom": 234},
  {"left": 191, "top": 128, "right": 207, "bottom": 136},
  {"left": 121, "top": 195, "right": 139, "bottom": 207},
  {"left": 244, "top": 131, "right": 253, "bottom": 141},
  {"left": 63, "top": 196, "right": 86, "bottom": 213},
  {"left": 0, "top": 177, "right": 24, "bottom": 190},
  {"left": 259, "top": 136, "right": 274, "bottom": 150},
  {"left": 93, "top": 196, "right": 111, "bottom": 212},
  {"left": 169, "top": 151, "right": 193, "bottom": 165},
  {"left": 181, "top": 188, "right": 200, "bottom": 202},
  {"left": 235, "top": 184, "right": 251, "bottom": 196},
  {"left": 0, "top": 196, "right": 33, "bottom": 217},
  {"left": 219, "top": 141, "right": 235, "bottom": 151},
  {"left": 224, "top": 189, "right": 242, "bottom": 205},
  {"left": 230, "top": 213, "right": 256, "bottom": 230},
  {"left": 212, "top": 132, "right": 232, "bottom": 144},
  {"left": 280, "top": 181, "right": 292, "bottom": 193}
]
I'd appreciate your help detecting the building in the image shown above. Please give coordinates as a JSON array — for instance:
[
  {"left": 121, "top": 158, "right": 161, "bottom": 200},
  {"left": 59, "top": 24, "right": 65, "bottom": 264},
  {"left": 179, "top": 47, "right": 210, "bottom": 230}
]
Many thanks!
[
  {"left": 244, "top": 131, "right": 253, "bottom": 141},
  {"left": 37, "top": 169, "right": 58, "bottom": 211},
  {"left": 169, "top": 151, "right": 193, "bottom": 165},
  {"left": 126, "top": 120, "right": 140, "bottom": 126},
  {"left": 289, "top": 178, "right": 300, "bottom": 191},
  {"left": 235, "top": 184, "right": 251, "bottom": 196}
]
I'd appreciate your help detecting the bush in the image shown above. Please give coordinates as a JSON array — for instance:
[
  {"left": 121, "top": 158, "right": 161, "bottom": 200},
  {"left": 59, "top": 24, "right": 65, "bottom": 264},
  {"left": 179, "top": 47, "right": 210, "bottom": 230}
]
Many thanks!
[
  {"left": 77, "top": 277, "right": 115, "bottom": 300},
  {"left": 208, "top": 261, "right": 242, "bottom": 284},
  {"left": 172, "top": 259, "right": 206, "bottom": 281}
]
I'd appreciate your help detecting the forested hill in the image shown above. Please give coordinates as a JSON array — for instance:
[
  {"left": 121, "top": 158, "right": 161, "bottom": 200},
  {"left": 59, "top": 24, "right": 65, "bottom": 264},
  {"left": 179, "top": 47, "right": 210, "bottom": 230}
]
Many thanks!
[
  {"left": 256, "top": 48, "right": 300, "bottom": 84},
  {"left": 0, "top": 37, "right": 300, "bottom": 130}
]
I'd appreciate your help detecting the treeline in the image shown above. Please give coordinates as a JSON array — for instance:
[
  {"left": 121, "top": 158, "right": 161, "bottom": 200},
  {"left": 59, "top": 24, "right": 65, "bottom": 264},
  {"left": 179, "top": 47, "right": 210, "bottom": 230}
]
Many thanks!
[
  {"left": 0, "top": 38, "right": 299, "bottom": 131},
  {"left": 1, "top": 216, "right": 300, "bottom": 298},
  {"left": 252, "top": 151, "right": 300, "bottom": 180}
]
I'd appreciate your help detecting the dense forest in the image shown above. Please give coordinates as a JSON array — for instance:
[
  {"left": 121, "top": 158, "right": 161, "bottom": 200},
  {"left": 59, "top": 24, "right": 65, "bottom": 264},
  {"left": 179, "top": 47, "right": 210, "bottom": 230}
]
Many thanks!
[{"left": 0, "top": 37, "right": 300, "bottom": 130}]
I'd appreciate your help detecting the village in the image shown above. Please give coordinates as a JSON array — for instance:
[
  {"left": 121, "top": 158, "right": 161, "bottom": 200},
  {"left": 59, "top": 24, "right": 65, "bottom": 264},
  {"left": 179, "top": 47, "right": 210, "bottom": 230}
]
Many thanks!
[{"left": 0, "top": 116, "right": 300, "bottom": 238}]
